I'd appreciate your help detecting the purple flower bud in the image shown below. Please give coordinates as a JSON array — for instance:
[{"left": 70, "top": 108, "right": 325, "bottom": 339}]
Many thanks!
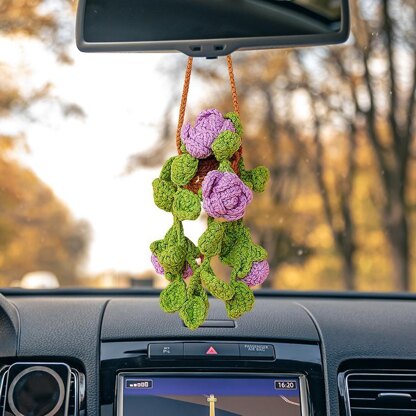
[
  {"left": 241, "top": 260, "right": 270, "bottom": 287},
  {"left": 202, "top": 170, "right": 252, "bottom": 221},
  {"left": 181, "top": 109, "right": 235, "bottom": 159},
  {"left": 151, "top": 253, "right": 165, "bottom": 275},
  {"left": 151, "top": 253, "right": 193, "bottom": 279},
  {"left": 182, "top": 263, "right": 193, "bottom": 279}
]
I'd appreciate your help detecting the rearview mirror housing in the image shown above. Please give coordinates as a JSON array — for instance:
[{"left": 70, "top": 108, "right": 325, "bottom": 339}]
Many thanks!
[{"left": 76, "top": 0, "right": 350, "bottom": 57}]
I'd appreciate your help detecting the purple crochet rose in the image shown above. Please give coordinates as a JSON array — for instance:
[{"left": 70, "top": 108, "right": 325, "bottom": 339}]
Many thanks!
[
  {"left": 151, "top": 253, "right": 193, "bottom": 278},
  {"left": 202, "top": 171, "right": 253, "bottom": 221},
  {"left": 181, "top": 109, "right": 235, "bottom": 159},
  {"left": 241, "top": 260, "right": 270, "bottom": 287}
]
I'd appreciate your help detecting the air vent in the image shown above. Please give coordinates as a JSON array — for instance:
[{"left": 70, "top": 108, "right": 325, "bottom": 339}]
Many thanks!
[
  {"left": 0, "top": 367, "right": 7, "bottom": 414},
  {"left": 0, "top": 364, "right": 85, "bottom": 416},
  {"left": 69, "top": 370, "right": 78, "bottom": 415},
  {"left": 69, "top": 368, "right": 86, "bottom": 416},
  {"left": 344, "top": 372, "right": 416, "bottom": 416}
]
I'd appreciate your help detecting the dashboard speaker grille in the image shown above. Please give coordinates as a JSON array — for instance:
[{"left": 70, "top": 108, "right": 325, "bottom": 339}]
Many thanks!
[{"left": 345, "top": 373, "right": 416, "bottom": 416}]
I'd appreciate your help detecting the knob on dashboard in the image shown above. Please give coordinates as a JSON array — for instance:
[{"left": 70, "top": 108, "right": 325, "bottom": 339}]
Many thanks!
[{"left": 5, "top": 363, "right": 71, "bottom": 416}]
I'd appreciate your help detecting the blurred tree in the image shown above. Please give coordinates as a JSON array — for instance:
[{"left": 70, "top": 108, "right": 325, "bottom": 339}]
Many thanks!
[
  {"left": 0, "top": 0, "right": 74, "bottom": 57},
  {"left": 303, "top": 0, "right": 416, "bottom": 290},
  {"left": 0, "top": 0, "right": 83, "bottom": 140},
  {"left": 220, "top": 53, "right": 360, "bottom": 289},
  {"left": 0, "top": 137, "right": 91, "bottom": 286},
  {"left": 0, "top": 0, "right": 90, "bottom": 286}
]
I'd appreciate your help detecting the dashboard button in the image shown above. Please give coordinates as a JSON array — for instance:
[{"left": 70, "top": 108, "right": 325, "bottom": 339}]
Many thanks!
[
  {"left": 184, "top": 343, "right": 239, "bottom": 359},
  {"left": 239, "top": 343, "right": 275, "bottom": 359},
  {"left": 148, "top": 343, "right": 184, "bottom": 359}
]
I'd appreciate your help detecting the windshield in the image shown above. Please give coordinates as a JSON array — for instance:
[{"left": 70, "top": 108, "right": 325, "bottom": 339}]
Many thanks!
[{"left": 1, "top": 0, "right": 415, "bottom": 292}]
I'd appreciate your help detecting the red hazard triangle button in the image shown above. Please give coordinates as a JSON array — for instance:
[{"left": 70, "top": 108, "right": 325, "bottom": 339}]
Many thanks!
[
  {"left": 206, "top": 346, "right": 218, "bottom": 355},
  {"left": 183, "top": 343, "right": 239, "bottom": 359}
]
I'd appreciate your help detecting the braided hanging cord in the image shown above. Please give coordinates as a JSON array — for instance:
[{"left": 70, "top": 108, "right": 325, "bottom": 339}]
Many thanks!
[
  {"left": 226, "top": 54, "right": 240, "bottom": 116},
  {"left": 176, "top": 57, "right": 194, "bottom": 154}
]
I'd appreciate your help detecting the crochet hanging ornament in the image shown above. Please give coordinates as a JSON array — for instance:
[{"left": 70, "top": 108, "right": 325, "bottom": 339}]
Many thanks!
[{"left": 150, "top": 56, "right": 270, "bottom": 330}]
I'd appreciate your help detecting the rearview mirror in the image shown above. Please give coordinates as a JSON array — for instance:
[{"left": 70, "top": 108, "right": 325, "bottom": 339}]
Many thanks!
[{"left": 76, "top": 0, "right": 350, "bottom": 58}]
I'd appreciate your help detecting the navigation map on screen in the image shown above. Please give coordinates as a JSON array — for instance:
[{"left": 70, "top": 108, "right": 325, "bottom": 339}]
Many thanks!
[{"left": 120, "top": 375, "right": 303, "bottom": 416}]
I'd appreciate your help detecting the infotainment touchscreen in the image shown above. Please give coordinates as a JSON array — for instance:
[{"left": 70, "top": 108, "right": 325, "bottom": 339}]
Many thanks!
[{"left": 117, "top": 374, "right": 306, "bottom": 416}]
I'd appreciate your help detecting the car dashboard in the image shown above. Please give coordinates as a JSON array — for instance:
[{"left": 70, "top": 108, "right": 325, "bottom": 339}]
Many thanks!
[{"left": 1, "top": 290, "right": 416, "bottom": 415}]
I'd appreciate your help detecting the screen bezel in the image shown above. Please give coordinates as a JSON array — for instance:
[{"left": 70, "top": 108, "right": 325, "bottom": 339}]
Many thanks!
[
  {"left": 75, "top": 0, "right": 350, "bottom": 57},
  {"left": 116, "top": 372, "right": 309, "bottom": 416}
]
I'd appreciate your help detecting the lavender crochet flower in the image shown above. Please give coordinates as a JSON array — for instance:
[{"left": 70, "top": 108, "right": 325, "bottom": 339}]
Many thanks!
[
  {"left": 202, "top": 171, "right": 253, "bottom": 221},
  {"left": 151, "top": 254, "right": 193, "bottom": 278},
  {"left": 181, "top": 109, "right": 235, "bottom": 159},
  {"left": 241, "top": 260, "right": 270, "bottom": 287}
]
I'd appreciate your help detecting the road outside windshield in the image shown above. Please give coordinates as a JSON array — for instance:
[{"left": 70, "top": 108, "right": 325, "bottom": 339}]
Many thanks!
[{"left": 0, "top": 0, "right": 415, "bottom": 292}]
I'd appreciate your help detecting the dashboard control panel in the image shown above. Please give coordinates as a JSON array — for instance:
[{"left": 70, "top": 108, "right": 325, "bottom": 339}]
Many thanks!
[
  {"left": 148, "top": 342, "right": 275, "bottom": 360},
  {"left": 100, "top": 339, "right": 326, "bottom": 416}
]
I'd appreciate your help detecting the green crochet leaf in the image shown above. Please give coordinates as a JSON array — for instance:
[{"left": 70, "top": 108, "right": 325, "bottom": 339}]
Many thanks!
[
  {"left": 225, "top": 112, "right": 243, "bottom": 136},
  {"left": 186, "top": 237, "right": 200, "bottom": 259},
  {"left": 160, "top": 279, "right": 187, "bottom": 313},
  {"left": 220, "top": 221, "right": 243, "bottom": 258},
  {"left": 194, "top": 284, "right": 209, "bottom": 312},
  {"left": 198, "top": 221, "right": 224, "bottom": 257},
  {"left": 164, "top": 272, "right": 177, "bottom": 282},
  {"left": 237, "top": 159, "right": 269, "bottom": 193},
  {"left": 219, "top": 221, "right": 267, "bottom": 277},
  {"left": 218, "top": 160, "right": 235, "bottom": 173},
  {"left": 179, "top": 295, "right": 207, "bottom": 330},
  {"left": 225, "top": 281, "right": 255, "bottom": 319},
  {"left": 250, "top": 166, "right": 270, "bottom": 193},
  {"left": 201, "top": 271, "right": 235, "bottom": 301},
  {"left": 235, "top": 246, "right": 256, "bottom": 277},
  {"left": 173, "top": 189, "right": 201, "bottom": 221},
  {"left": 158, "top": 245, "right": 187, "bottom": 274},
  {"left": 237, "top": 158, "right": 251, "bottom": 188},
  {"left": 159, "top": 156, "right": 176, "bottom": 181},
  {"left": 152, "top": 178, "right": 176, "bottom": 212},
  {"left": 240, "top": 170, "right": 253, "bottom": 190},
  {"left": 250, "top": 243, "right": 268, "bottom": 262},
  {"left": 152, "top": 221, "right": 187, "bottom": 266},
  {"left": 171, "top": 154, "right": 199, "bottom": 186},
  {"left": 220, "top": 221, "right": 249, "bottom": 262},
  {"left": 150, "top": 238, "right": 165, "bottom": 256},
  {"left": 227, "top": 242, "right": 268, "bottom": 278},
  {"left": 212, "top": 131, "right": 241, "bottom": 162},
  {"left": 165, "top": 220, "right": 184, "bottom": 243}
]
